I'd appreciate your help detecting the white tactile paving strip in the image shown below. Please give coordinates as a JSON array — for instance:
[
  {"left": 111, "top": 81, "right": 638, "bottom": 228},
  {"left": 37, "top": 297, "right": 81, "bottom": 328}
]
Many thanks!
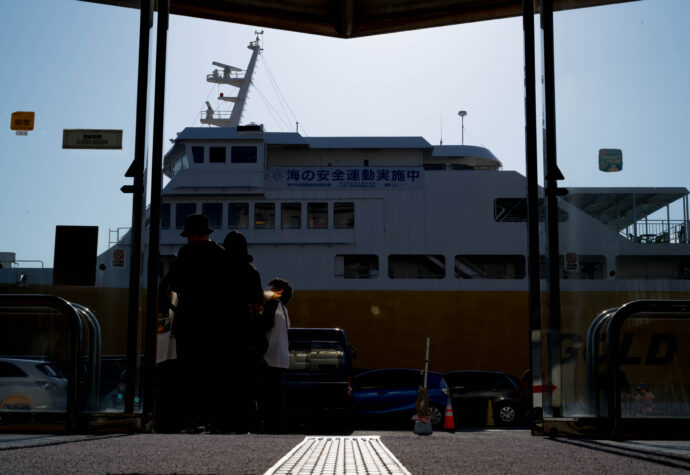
[{"left": 264, "top": 436, "right": 411, "bottom": 475}]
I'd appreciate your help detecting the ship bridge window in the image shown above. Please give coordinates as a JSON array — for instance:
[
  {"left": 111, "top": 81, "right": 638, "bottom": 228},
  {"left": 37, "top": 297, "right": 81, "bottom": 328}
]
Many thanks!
[
  {"left": 335, "top": 255, "right": 378, "bottom": 279},
  {"left": 281, "top": 203, "right": 301, "bottom": 229},
  {"left": 209, "top": 146, "right": 226, "bottom": 163},
  {"left": 494, "top": 198, "right": 568, "bottom": 222},
  {"left": 231, "top": 145, "right": 257, "bottom": 163},
  {"left": 255, "top": 203, "right": 275, "bottom": 229},
  {"left": 455, "top": 255, "right": 525, "bottom": 279},
  {"left": 334, "top": 202, "right": 354, "bottom": 229},
  {"left": 202, "top": 203, "right": 223, "bottom": 229},
  {"left": 175, "top": 203, "right": 197, "bottom": 229},
  {"left": 192, "top": 146, "right": 204, "bottom": 164},
  {"left": 539, "top": 255, "right": 606, "bottom": 279},
  {"left": 161, "top": 203, "right": 170, "bottom": 229},
  {"left": 172, "top": 154, "right": 189, "bottom": 175},
  {"left": 388, "top": 255, "right": 445, "bottom": 279},
  {"left": 308, "top": 203, "right": 328, "bottom": 229},
  {"left": 228, "top": 203, "right": 249, "bottom": 229},
  {"left": 616, "top": 255, "right": 690, "bottom": 279}
]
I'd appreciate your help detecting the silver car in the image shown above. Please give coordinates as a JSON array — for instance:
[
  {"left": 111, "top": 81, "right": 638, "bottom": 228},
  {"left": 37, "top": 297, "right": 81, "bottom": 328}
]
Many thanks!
[{"left": 0, "top": 358, "right": 68, "bottom": 412}]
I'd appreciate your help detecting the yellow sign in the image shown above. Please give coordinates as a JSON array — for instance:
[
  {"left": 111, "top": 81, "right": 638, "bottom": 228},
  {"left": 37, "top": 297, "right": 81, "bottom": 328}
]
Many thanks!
[{"left": 10, "top": 111, "right": 35, "bottom": 131}]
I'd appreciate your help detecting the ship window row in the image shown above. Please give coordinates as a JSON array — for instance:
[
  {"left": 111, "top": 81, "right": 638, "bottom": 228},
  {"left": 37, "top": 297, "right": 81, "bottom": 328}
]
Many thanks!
[
  {"left": 160, "top": 201, "right": 354, "bottom": 230},
  {"left": 191, "top": 145, "right": 258, "bottom": 164},
  {"left": 338, "top": 253, "right": 690, "bottom": 279},
  {"left": 335, "top": 254, "right": 617, "bottom": 279}
]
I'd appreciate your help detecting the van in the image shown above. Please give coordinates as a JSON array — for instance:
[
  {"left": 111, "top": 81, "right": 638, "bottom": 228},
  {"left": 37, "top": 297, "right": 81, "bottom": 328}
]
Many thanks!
[{"left": 283, "top": 328, "right": 355, "bottom": 431}]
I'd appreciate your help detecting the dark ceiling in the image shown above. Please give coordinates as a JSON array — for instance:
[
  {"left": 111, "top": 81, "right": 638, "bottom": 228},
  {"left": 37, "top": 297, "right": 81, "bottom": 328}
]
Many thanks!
[{"left": 81, "top": 0, "right": 634, "bottom": 38}]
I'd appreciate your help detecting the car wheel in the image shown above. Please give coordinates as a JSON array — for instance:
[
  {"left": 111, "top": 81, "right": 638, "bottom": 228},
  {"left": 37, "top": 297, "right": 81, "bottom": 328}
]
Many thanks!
[
  {"left": 495, "top": 402, "right": 517, "bottom": 425},
  {"left": 428, "top": 405, "right": 444, "bottom": 428}
]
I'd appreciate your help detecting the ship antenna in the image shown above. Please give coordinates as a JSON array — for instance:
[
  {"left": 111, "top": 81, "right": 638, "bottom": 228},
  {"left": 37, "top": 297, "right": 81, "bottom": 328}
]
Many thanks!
[
  {"left": 202, "top": 34, "right": 263, "bottom": 127},
  {"left": 440, "top": 114, "right": 443, "bottom": 145}
]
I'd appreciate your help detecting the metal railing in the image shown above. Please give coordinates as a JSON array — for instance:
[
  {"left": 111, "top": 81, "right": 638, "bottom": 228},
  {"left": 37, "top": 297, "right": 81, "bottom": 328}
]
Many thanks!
[
  {"left": 109, "top": 227, "right": 131, "bottom": 247},
  {"left": 620, "top": 220, "right": 688, "bottom": 244},
  {"left": 0, "top": 295, "right": 110, "bottom": 432},
  {"left": 0, "top": 295, "right": 84, "bottom": 432}
]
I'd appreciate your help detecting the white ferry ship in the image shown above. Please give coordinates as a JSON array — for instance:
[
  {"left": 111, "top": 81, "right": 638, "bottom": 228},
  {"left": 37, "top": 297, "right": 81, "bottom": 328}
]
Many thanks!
[{"left": 3, "top": 36, "right": 689, "bottom": 382}]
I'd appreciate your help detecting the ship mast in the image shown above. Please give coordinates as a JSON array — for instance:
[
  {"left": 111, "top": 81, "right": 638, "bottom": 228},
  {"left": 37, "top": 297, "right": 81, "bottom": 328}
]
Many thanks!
[{"left": 201, "top": 31, "right": 263, "bottom": 127}]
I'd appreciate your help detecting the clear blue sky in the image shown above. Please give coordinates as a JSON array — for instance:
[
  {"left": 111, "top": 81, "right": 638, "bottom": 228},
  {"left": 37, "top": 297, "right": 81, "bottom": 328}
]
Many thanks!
[{"left": 1, "top": 0, "right": 688, "bottom": 266}]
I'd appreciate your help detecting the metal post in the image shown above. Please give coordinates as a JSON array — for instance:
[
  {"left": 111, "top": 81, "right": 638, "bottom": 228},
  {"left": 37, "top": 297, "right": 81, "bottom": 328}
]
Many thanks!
[
  {"left": 143, "top": 0, "right": 170, "bottom": 429},
  {"left": 541, "top": 0, "right": 563, "bottom": 418},
  {"left": 685, "top": 195, "right": 689, "bottom": 243},
  {"left": 125, "top": 0, "right": 153, "bottom": 415},
  {"left": 523, "top": 0, "right": 542, "bottom": 429},
  {"left": 632, "top": 195, "right": 637, "bottom": 240},
  {"left": 458, "top": 110, "right": 467, "bottom": 145}
]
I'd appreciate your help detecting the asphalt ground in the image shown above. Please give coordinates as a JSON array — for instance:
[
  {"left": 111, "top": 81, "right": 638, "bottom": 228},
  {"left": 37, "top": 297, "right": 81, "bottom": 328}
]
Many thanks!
[{"left": 2, "top": 430, "right": 690, "bottom": 474}]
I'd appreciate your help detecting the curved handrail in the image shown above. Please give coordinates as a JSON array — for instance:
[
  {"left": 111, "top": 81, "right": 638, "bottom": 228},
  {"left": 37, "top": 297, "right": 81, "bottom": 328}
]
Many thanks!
[
  {"left": 0, "top": 294, "right": 83, "bottom": 432},
  {"left": 585, "top": 307, "right": 617, "bottom": 416},
  {"left": 605, "top": 299, "right": 690, "bottom": 438},
  {"left": 71, "top": 303, "right": 102, "bottom": 412}
]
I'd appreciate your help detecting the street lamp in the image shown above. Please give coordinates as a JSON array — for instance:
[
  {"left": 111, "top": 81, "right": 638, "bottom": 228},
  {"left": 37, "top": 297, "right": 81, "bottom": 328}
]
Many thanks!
[{"left": 458, "top": 110, "right": 467, "bottom": 145}]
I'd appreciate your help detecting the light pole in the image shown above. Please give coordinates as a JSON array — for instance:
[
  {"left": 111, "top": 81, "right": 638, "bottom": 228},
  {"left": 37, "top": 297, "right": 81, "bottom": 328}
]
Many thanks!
[{"left": 458, "top": 110, "right": 467, "bottom": 145}]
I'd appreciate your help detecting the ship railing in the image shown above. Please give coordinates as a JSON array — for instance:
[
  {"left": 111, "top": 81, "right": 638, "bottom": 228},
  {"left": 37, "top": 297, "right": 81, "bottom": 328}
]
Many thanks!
[
  {"left": 619, "top": 219, "right": 688, "bottom": 244},
  {"left": 207, "top": 71, "right": 243, "bottom": 82},
  {"left": 109, "top": 227, "right": 131, "bottom": 247},
  {"left": 201, "top": 110, "right": 232, "bottom": 120}
]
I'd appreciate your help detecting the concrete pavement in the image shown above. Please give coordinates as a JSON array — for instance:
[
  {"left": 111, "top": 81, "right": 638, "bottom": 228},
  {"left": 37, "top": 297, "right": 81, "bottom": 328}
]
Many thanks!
[{"left": 1, "top": 430, "right": 690, "bottom": 474}]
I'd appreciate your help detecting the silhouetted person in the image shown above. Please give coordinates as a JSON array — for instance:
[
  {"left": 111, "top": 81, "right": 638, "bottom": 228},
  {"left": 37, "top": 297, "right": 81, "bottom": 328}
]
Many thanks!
[
  {"left": 166, "top": 214, "right": 228, "bottom": 432},
  {"left": 221, "top": 231, "right": 264, "bottom": 433}
]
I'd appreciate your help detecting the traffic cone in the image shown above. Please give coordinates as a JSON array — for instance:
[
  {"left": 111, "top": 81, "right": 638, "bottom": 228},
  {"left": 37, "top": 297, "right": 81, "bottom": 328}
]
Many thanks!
[
  {"left": 485, "top": 399, "right": 495, "bottom": 427},
  {"left": 443, "top": 397, "right": 455, "bottom": 431}
]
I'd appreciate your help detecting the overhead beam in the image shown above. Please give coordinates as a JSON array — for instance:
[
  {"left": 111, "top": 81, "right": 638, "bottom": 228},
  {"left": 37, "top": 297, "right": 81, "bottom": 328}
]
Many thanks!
[{"left": 80, "top": 0, "right": 637, "bottom": 38}]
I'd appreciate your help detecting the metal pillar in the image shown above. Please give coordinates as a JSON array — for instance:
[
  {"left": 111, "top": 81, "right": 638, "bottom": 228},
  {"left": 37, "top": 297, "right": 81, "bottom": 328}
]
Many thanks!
[
  {"left": 143, "top": 0, "right": 170, "bottom": 428},
  {"left": 540, "top": 0, "right": 564, "bottom": 418},
  {"left": 522, "top": 0, "right": 543, "bottom": 428},
  {"left": 124, "top": 0, "right": 153, "bottom": 415}
]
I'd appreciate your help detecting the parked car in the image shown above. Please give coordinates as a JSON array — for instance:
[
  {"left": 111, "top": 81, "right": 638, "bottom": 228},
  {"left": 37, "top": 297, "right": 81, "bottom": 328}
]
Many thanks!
[
  {"left": 443, "top": 370, "right": 526, "bottom": 426},
  {"left": 0, "top": 358, "right": 68, "bottom": 412},
  {"left": 353, "top": 368, "right": 449, "bottom": 429},
  {"left": 283, "top": 328, "right": 356, "bottom": 431}
]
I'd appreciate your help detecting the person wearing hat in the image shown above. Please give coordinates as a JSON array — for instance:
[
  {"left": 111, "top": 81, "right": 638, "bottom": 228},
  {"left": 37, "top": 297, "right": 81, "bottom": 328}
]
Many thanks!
[{"left": 165, "top": 213, "right": 229, "bottom": 433}]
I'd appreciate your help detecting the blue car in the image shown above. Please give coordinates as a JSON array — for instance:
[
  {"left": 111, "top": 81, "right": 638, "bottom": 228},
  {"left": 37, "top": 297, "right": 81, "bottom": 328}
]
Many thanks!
[{"left": 353, "top": 368, "right": 450, "bottom": 428}]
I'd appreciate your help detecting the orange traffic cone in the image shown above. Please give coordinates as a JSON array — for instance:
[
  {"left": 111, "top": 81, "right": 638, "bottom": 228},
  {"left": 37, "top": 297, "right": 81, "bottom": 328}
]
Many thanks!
[{"left": 443, "top": 397, "right": 455, "bottom": 431}]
